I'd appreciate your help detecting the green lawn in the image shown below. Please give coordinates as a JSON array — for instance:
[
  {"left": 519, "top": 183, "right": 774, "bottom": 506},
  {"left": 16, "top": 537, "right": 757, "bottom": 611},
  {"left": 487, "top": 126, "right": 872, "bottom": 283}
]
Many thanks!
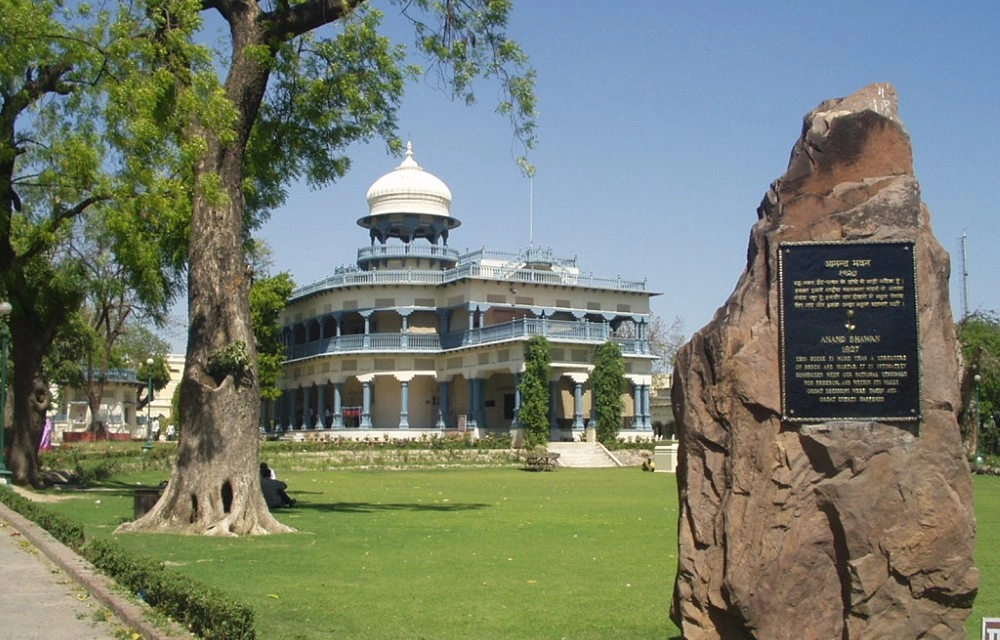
[
  {"left": 47, "top": 468, "right": 680, "bottom": 640},
  {"left": 973, "top": 474, "right": 1000, "bottom": 639},
  {"left": 38, "top": 469, "right": 1000, "bottom": 639}
]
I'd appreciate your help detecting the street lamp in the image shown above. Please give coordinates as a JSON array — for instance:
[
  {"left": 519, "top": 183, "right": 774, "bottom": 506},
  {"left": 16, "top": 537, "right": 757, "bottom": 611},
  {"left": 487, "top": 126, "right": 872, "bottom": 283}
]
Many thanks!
[
  {"left": 143, "top": 357, "right": 154, "bottom": 452},
  {"left": 975, "top": 373, "right": 983, "bottom": 466},
  {"left": 0, "top": 301, "right": 11, "bottom": 484}
]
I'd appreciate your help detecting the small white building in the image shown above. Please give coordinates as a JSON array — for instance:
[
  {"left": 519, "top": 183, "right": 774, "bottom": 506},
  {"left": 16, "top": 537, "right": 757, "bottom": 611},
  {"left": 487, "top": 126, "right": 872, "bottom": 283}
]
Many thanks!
[{"left": 49, "top": 353, "right": 186, "bottom": 442}]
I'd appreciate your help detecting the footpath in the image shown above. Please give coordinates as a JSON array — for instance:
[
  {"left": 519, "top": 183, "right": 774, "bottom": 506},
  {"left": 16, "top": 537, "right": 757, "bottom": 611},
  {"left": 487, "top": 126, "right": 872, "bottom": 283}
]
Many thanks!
[{"left": 0, "top": 494, "right": 194, "bottom": 640}]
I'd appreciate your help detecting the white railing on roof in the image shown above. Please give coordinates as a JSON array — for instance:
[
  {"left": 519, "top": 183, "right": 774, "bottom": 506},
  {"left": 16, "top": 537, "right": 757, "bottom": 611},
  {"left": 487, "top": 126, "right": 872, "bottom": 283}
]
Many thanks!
[
  {"left": 287, "top": 318, "right": 649, "bottom": 360},
  {"left": 357, "top": 244, "right": 460, "bottom": 263},
  {"left": 291, "top": 263, "right": 645, "bottom": 300}
]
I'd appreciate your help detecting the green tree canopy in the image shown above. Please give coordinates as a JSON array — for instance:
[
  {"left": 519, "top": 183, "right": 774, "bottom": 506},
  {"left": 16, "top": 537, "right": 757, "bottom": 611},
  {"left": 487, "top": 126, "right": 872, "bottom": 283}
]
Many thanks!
[
  {"left": 0, "top": 0, "right": 184, "bottom": 485},
  {"left": 958, "top": 311, "right": 1000, "bottom": 456},
  {"left": 591, "top": 341, "right": 625, "bottom": 446},
  {"left": 519, "top": 335, "right": 551, "bottom": 449}
]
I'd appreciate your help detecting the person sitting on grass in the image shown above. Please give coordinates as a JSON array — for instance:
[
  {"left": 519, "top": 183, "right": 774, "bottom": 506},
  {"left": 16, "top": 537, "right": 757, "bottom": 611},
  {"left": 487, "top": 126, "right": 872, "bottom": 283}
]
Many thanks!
[{"left": 260, "top": 462, "right": 296, "bottom": 508}]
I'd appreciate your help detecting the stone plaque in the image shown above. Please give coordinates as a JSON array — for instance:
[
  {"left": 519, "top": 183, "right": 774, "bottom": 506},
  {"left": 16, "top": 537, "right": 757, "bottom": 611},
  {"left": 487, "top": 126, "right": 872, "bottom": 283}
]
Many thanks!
[{"left": 779, "top": 241, "right": 920, "bottom": 422}]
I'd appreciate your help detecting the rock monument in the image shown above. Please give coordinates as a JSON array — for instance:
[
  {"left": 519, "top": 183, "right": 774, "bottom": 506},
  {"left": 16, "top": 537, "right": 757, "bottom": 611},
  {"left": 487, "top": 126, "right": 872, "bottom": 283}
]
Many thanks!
[{"left": 670, "top": 83, "right": 978, "bottom": 639}]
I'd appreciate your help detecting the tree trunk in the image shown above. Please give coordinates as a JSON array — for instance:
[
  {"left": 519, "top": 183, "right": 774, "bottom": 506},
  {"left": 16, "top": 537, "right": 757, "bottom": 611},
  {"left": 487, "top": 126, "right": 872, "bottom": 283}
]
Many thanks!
[
  {"left": 6, "top": 307, "right": 54, "bottom": 488},
  {"left": 118, "top": 2, "right": 291, "bottom": 535}
]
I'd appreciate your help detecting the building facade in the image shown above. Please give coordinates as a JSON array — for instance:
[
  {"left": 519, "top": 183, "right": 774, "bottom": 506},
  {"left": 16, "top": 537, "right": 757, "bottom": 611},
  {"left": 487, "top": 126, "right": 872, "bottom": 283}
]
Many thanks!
[{"left": 272, "top": 145, "right": 658, "bottom": 442}]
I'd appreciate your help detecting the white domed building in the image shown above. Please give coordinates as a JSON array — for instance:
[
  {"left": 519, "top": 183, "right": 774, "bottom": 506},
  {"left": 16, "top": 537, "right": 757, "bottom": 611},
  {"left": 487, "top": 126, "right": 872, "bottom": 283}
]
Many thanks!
[{"left": 272, "top": 144, "right": 658, "bottom": 442}]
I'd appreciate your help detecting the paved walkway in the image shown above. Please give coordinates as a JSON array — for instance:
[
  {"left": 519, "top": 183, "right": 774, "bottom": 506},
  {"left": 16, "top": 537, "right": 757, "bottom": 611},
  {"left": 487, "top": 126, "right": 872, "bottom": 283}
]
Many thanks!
[{"left": 0, "top": 497, "right": 194, "bottom": 640}]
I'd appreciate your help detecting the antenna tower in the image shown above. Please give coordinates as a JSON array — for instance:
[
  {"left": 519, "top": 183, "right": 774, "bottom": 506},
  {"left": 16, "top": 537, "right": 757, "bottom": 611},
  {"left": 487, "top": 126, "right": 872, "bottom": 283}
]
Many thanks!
[
  {"left": 960, "top": 232, "right": 970, "bottom": 320},
  {"left": 529, "top": 176, "right": 534, "bottom": 249}
]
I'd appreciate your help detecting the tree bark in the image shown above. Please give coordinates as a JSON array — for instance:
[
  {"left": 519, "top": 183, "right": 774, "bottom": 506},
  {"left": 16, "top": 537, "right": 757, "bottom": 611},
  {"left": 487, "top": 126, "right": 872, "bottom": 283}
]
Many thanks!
[{"left": 6, "top": 296, "right": 58, "bottom": 488}]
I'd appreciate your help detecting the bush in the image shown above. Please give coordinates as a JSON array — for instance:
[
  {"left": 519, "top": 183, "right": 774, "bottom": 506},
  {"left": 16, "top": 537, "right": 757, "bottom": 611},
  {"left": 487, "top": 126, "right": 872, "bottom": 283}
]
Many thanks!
[{"left": 84, "top": 538, "right": 255, "bottom": 640}]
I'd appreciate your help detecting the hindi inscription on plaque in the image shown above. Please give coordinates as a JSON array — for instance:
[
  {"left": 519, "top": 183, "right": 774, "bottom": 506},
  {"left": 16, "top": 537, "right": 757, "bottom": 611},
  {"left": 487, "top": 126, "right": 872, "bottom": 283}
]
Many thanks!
[{"left": 779, "top": 241, "right": 920, "bottom": 422}]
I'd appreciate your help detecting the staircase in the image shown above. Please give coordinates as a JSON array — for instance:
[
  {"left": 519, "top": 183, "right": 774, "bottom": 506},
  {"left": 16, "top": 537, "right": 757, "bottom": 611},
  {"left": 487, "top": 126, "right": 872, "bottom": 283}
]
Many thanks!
[{"left": 545, "top": 442, "right": 623, "bottom": 468}]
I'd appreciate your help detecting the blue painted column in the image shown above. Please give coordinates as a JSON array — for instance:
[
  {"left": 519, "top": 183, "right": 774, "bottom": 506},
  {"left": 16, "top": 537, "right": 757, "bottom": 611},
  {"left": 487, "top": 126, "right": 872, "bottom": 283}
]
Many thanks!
[
  {"left": 361, "top": 379, "right": 373, "bottom": 429},
  {"left": 437, "top": 380, "right": 450, "bottom": 428},
  {"left": 316, "top": 383, "right": 326, "bottom": 429},
  {"left": 642, "top": 385, "right": 652, "bottom": 430},
  {"left": 277, "top": 391, "right": 287, "bottom": 431},
  {"left": 332, "top": 382, "right": 344, "bottom": 429},
  {"left": 399, "top": 379, "right": 410, "bottom": 429},
  {"left": 284, "top": 391, "right": 293, "bottom": 431},
  {"left": 513, "top": 372, "right": 523, "bottom": 428},
  {"left": 362, "top": 311, "right": 372, "bottom": 349},
  {"left": 476, "top": 378, "right": 488, "bottom": 428},
  {"left": 292, "top": 387, "right": 308, "bottom": 431},
  {"left": 573, "top": 381, "right": 585, "bottom": 429},
  {"left": 308, "top": 386, "right": 317, "bottom": 429},
  {"left": 400, "top": 311, "right": 410, "bottom": 349},
  {"left": 467, "top": 378, "right": 479, "bottom": 429},
  {"left": 633, "top": 383, "right": 643, "bottom": 430},
  {"left": 549, "top": 380, "right": 558, "bottom": 440}
]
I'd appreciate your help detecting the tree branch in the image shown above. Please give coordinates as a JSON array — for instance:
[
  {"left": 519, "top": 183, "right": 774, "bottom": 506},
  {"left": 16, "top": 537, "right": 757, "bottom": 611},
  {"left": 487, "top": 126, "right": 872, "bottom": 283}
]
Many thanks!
[
  {"left": 264, "top": 0, "right": 366, "bottom": 43},
  {"left": 19, "top": 195, "right": 107, "bottom": 263}
]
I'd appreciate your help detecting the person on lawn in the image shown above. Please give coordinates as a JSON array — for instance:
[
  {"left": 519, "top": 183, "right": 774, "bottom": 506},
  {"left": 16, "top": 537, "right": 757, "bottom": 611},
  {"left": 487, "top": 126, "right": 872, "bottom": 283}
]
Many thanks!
[{"left": 259, "top": 462, "right": 296, "bottom": 508}]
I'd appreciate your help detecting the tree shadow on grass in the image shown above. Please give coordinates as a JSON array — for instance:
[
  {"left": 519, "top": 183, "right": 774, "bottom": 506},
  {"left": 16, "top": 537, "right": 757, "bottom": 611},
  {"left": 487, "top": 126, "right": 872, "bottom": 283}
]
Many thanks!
[{"left": 296, "top": 501, "right": 492, "bottom": 514}]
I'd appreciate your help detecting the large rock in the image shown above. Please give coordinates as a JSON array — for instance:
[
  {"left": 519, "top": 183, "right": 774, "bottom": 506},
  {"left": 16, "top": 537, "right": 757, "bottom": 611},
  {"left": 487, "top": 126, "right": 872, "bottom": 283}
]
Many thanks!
[{"left": 670, "top": 83, "right": 978, "bottom": 639}]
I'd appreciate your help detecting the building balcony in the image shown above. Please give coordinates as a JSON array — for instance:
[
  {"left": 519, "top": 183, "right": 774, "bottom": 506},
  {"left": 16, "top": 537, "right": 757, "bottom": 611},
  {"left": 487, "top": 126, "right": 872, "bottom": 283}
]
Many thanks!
[
  {"left": 356, "top": 243, "right": 461, "bottom": 268},
  {"left": 286, "top": 318, "right": 649, "bottom": 360}
]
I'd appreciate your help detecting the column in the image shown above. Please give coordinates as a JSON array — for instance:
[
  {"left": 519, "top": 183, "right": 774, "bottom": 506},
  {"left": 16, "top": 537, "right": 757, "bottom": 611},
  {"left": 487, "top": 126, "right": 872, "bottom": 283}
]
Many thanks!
[
  {"left": 437, "top": 379, "right": 450, "bottom": 428},
  {"left": 549, "top": 380, "right": 558, "bottom": 440},
  {"left": 297, "top": 387, "right": 307, "bottom": 429},
  {"left": 399, "top": 379, "right": 410, "bottom": 429},
  {"left": 633, "top": 383, "right": 643, "bottom": 430},
  {"left": 308, "top": 385, "right": 317, "bottom": 429},
  {"left": 476, "top": 378, "right": 488, "bottom": 428},
  {"left": 467, "top": 377, "right": 479, "bottom": 428},
  {"left": 400, "top": 311, "right": 410, "bottom": 349},
  {"left": 332, "top": 382, "right": 344, "bottom": 428},
  {"left": 316, "top": 383, "right": 326, "bottom": 429},
  {"left": 513, "top": 372, "right": 523, "bottom": 428},
  {"left": 642, "top": 384, "right": 652, "bottom": 430},
  {"left": 277, "top": 391, "right": 287, "bottom": 431},
  {"left": 362, "top": 310, "right": 373, "bottom": 349},
  {"left": 573, "top": 381, "right": 584, "bottom": 429},
  {"left": 360, "top": 377, "right": 373, "bottom": 429}
]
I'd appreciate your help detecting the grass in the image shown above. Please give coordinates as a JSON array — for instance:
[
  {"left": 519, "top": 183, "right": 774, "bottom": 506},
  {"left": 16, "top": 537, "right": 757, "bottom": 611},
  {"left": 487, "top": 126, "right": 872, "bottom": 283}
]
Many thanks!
[
  {"left": 43, "top": 468, "right": 680, "bottom": 640},
  {"left": 973, "top": 474, "right": 1000, "bottom": 639},
  {"left": 35, "top": 467, "right": 1000, "bottom": 639}
]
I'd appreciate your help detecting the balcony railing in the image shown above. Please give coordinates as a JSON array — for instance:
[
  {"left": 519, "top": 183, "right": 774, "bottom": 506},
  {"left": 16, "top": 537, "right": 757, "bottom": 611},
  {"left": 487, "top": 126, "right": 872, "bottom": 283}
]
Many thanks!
[
  {"left": 291, "top": 263, "right": 647, "bottom": 301},
  {"left": 357, "top": 244, "right": 461, "bottom": 264},
  {"left": 286, "top": 319, "right": 649, "bottom": 360}
]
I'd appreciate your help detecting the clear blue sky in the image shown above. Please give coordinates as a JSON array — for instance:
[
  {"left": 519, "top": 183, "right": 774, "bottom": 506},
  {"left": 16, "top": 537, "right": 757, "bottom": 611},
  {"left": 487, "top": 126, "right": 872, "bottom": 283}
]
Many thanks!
[{"left": 217, "top": 1, "right": 997, "bottom": 352}]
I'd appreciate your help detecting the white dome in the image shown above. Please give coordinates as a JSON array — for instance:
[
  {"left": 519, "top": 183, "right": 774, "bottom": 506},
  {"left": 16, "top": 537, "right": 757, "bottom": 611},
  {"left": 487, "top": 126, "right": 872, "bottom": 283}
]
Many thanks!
[{"left": 365, "top": 143, "right": 452, "bottom": 217}]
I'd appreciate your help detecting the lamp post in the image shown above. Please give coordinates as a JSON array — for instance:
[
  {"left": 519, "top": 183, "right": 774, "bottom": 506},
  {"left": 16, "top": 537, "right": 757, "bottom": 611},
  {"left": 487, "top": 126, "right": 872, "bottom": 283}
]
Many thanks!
[
  {"left": 975, "top": 373, "right": 983, "bottom": 466},
  {"left": 143, "top": 357, "right": 154, "bottom": 452},
  {"left": 0, "top": 301, "right": 11, "bottom": 484}
]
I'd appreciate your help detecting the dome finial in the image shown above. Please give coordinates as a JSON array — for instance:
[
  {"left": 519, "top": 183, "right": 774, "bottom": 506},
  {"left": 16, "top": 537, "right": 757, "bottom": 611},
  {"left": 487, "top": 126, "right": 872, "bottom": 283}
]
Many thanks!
[{"left": 406, "top": 140, "right": 413, "bottom": 158}]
